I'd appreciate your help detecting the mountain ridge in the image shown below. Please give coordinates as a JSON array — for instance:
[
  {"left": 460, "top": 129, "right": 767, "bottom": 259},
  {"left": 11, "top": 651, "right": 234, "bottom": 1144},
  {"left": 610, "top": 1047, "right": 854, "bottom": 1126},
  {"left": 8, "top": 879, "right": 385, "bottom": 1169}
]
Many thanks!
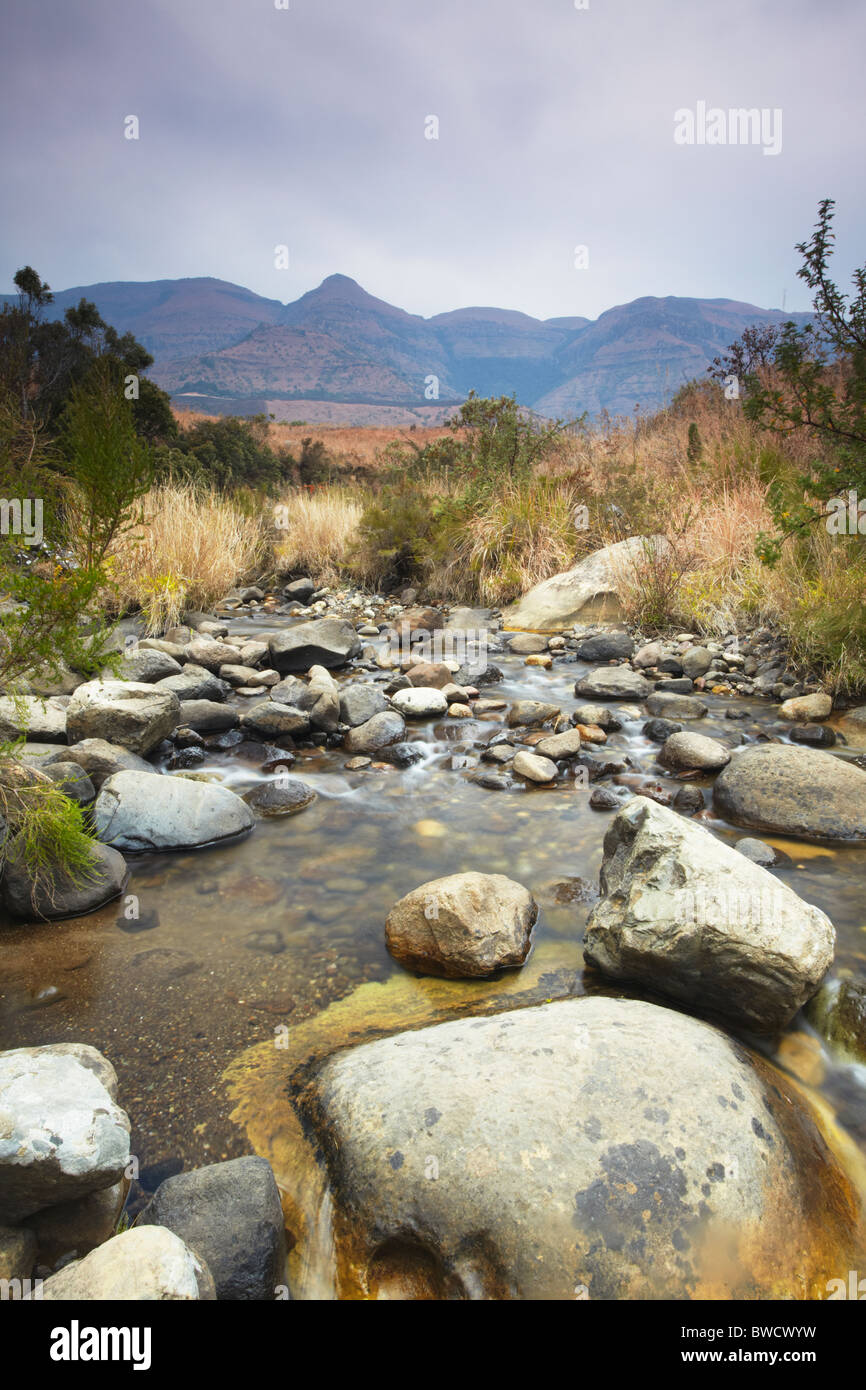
[{"left": 5, "top": 273, "right": 811, "bottom": 423}]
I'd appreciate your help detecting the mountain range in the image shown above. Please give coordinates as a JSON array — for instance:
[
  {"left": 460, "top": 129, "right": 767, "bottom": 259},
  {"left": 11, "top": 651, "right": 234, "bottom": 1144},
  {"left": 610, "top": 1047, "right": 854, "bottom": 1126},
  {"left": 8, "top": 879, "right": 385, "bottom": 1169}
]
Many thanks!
[{"left": 20, "top": 273, "right": 810, "bottom": 425}]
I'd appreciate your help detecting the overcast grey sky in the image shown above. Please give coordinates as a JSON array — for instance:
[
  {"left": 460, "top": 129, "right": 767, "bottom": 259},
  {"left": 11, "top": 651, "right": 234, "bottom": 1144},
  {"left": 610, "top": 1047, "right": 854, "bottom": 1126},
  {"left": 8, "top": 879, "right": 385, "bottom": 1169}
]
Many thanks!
[{"left": 2, "top": 0, "right": 864, "bottom": 320}]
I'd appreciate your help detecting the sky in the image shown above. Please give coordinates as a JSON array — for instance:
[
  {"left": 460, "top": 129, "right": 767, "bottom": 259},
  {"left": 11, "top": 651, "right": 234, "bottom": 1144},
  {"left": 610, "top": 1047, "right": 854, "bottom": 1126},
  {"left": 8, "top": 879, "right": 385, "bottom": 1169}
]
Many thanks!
[{"left": 2, "top": 0, "right": 864, "bottom": 322}]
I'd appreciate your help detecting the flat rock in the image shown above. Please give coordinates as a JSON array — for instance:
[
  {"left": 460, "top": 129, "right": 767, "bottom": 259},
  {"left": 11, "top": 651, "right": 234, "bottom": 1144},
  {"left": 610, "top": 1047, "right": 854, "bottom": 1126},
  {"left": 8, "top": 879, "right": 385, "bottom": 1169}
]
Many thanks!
[
  {"left": 239, "top": 702, "right": 310, "bottom": 739},
  {"left": 512, "top": 750, "right": 558, "bottom": 783},
  {"left": 49, "top": 738, "right": 154, "bottom": 790},
  {"left": 343, "top": 711, "right": 406, "bottom": 755},
  {"left": 645, "top": 691, "right": 708, "bottom": 720}
]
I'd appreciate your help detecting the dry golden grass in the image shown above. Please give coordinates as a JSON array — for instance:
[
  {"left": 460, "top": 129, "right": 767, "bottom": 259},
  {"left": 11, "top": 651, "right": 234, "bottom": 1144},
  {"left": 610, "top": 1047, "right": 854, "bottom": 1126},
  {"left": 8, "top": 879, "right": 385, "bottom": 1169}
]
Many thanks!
[
  {"left": 273, "top": 487, "right": 369, "bottom": 586},
  {"left": 107, "top": 483, "right": 265, "bottom": 633}
]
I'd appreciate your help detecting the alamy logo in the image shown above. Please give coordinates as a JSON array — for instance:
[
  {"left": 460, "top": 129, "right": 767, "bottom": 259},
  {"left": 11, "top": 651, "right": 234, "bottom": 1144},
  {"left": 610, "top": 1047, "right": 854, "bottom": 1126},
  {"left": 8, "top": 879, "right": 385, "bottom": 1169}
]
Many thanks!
[
  {"left": 826, "top": 490, "right": 866, "bottom": 535},
  {"left": 49, "top": 1321, "right": 152, "bottom": 1370},
  {"left": 826, "top": 1270, "right": 866, "bottom": 1299},
  {"left": 674, "top": 102, "right": 782, "bottom": 156},
  {"left": 0, "top": 497, "right": 43, "bottom": 546}
]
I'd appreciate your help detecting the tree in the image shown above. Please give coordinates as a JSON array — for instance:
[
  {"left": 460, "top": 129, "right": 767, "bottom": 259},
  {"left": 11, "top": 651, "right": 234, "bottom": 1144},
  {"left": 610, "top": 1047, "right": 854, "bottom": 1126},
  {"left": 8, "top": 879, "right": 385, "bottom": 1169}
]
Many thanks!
[{"left": 720, "top": 202, "right": 866, "bottom": 561}]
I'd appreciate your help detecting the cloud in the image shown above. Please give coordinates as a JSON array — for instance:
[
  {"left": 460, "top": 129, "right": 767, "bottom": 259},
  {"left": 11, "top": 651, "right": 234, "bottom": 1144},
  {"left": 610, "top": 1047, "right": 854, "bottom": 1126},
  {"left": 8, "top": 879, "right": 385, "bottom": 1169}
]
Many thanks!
[{"left": 2, "top": 0, "right": 863, "bottom": 319}]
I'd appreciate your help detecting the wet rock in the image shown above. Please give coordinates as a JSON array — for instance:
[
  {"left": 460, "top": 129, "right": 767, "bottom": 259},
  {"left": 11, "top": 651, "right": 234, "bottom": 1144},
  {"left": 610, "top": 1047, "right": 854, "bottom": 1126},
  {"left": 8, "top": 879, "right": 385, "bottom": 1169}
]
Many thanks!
[
  {"left": 239, "top": 702, "right": 310, "bottom": 739},
  {"left": 391, "top": 687, "right": 449, "bottom": 719},
  {"left": 343, "top": 711, "right": 406, "bottom": 755},
  {"left": 94, "top": 770, "right": 255, "bottom": 852},
  {"left": 779, "top": 692, "right": 833, "bottom": 722},
  {"left": 339, "top": 684, "right": 389, "bottom": 727},
  {"left": 658, "top": 731, "right": 731, "bottom": 772},
  {"left": 2, "top": 840, "right": 128, "bottom": 922},
  {"left": 302, "top": 995, "right": 857, "bottom": 1299},
  {"left": 506, "top": 700, "right": 561, "bottom": 728},
  {"left": 535, "top": 728, "right": 582, "bottom": 759},
  {"left": 345, "top": 756, "right": 372, "bottom": 770},
  {"left": 576, "top": 752, "right": 628, "bottom": 781},
  {"left": 385, "top": 871, "right": 537, "bottom": 978},
  {"left": 654, "top": 677, "right": 694, "bottom": 695},
  {"left": 584, "top": 798, "right": 835, "bottom": 1031},
  {"left": 243, "top": 777, "right": 317, "bottom": 817},
  {"left": 574, "top": 667, "right": 651, "bottom": 701},
  {"left": 269, "top": 619, "right": 362, "bottom": 673},
  {"left": 468, "top": 771, "right": 510, "bottom": 790},
  {"left": 672, "top": 786, "right": 704, "bottom": 815},
  {"left": 512, "top": 750, "right": 558, "bottom": 783},
  {"left": 806, "top": 979, "right": 866, "bottom": 1064},
  {"left": 378, "top": 742, "right": 423, "bottom": 768},
  {"left": 713, "top": 744, "right": 866, "bottom": 841},
  {"left": 0, "top": 695, "right": 68, "bottom": 743},
  {"left": 0, "top": 1044, "right": 130, "bottom": 1223},
  {"left": 36, "top": 1226, "right": 215, "bottom": 1300},
  {"left": 734, "top": 837, "right": 789, "bottom": 868},
  {"left": 66, "top": 681, "right": 180, "bottom": 755},
  {"left": 136, "top": 1156, "right": 286, "bottom": 1301},
  {"left": 480, "top": 743, "right": 515, "bottom": 765},
  {"left": 645, "top": 691, "right": 708, "bottom": 720},
  {"left": 502, "top": 536, "right": 671, "bottom": 630},
  {"left": 245, "top": 929, "right": 286, "bottom": 956},
  {"left": 573, "top": 704, "right": 620, "bottom": 730},
  {"left": 306, "top": 665, "right": 342, "bottom": 731},
  {"left": 790, "top": 723, "right": 836, "bottom": 748},
  {"left": 589, "top": 786, "right": 622, "bottom": 811},
  {"left": 219, "top": 664, "right": 276, "bottom": 688},
  {"left": 642, "top": 718, "right": 683, "bottom": 743},
  {"left": 166, "top": 744, "right": 206, "bottom": 772},
  {"left": 575, "top": 632, "right": 635, "bottom": 661}
]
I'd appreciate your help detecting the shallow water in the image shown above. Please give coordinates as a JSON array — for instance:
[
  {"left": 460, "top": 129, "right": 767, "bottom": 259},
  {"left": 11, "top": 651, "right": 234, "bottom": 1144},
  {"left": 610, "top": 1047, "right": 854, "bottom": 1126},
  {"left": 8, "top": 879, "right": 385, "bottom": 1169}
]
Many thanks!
[{"left": 2, "top": 615, "right": 866, "bottom": 1245}]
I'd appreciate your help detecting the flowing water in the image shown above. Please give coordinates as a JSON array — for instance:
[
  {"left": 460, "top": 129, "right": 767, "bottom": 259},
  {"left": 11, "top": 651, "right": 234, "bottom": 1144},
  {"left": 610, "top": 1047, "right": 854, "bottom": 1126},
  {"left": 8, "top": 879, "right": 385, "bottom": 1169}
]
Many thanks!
[{"left": 2, "top": 612, "right": 866, "bottom": 1290}]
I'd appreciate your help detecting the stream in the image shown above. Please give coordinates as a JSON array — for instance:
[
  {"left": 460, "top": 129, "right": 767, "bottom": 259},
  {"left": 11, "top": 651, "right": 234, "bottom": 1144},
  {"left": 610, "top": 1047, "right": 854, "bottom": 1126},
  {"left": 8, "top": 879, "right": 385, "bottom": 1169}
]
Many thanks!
[{"left": 2, "top": 609, "right": 866, "bottom": 1294}]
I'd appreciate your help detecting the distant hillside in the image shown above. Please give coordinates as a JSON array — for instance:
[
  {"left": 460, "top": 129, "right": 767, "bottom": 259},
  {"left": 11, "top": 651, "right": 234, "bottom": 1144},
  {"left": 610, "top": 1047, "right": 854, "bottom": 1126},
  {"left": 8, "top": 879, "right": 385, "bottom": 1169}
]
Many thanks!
[{"left": 4, "top": 272, "right": 811, "bottom": 421}]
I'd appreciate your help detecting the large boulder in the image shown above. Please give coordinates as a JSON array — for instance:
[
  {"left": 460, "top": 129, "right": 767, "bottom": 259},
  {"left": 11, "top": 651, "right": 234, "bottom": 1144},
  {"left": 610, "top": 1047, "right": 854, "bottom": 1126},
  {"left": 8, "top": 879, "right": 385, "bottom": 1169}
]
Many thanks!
[
  {"left": 66, "top": 681, "right": 180, "bottom": 755},
  {"left": 0, "top": 695, "right": 68, "bottom": 743},
  {"left": 385, "top": 872, "right": 537, "bottom": 978},
  {"left": 574, "top": 667, "right": 651, "bottom": 701},
  {"left": 136, "top": 1156, "right": 286, "bottom": 1300},
  {"left": 36, "top": 1226, "right": 215, "bottom": 1300},
  {"left": 93, "top": 770, "right": 255, "bottom": 852},
  {"left": 268, "top": 619, "right": 361, "bottom": 673},
  {"left": 301, "top": 995, "right": 860, "bottom": 1299},
  {"left": 583, "top": 798, "right": 835, "bottom": 1031},
  {"left": 0, "top": 1045, "right": 130, "bottom": 1223},
  {"left": 2, "top": 840, "right": 128, "bottom": 922},
  {"left": 502, "top": 537, "right": 670, "bottom": 631},
  {"left": 713, "top": 744, "right": 866, "bottom": 841},
  {"left": 779, "top": 692, "right": 833, "bottom": 722}
]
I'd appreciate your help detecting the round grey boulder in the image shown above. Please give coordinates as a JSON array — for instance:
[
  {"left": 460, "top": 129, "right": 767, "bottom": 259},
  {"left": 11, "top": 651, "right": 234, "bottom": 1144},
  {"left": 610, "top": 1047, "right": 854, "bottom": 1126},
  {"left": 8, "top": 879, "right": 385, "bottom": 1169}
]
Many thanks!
[
  {"left": 94, "top": 770, "right": 255, "bottom": 852},
  {"left": 713, "top": 743, "right": 866, "bottom": 840}
]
